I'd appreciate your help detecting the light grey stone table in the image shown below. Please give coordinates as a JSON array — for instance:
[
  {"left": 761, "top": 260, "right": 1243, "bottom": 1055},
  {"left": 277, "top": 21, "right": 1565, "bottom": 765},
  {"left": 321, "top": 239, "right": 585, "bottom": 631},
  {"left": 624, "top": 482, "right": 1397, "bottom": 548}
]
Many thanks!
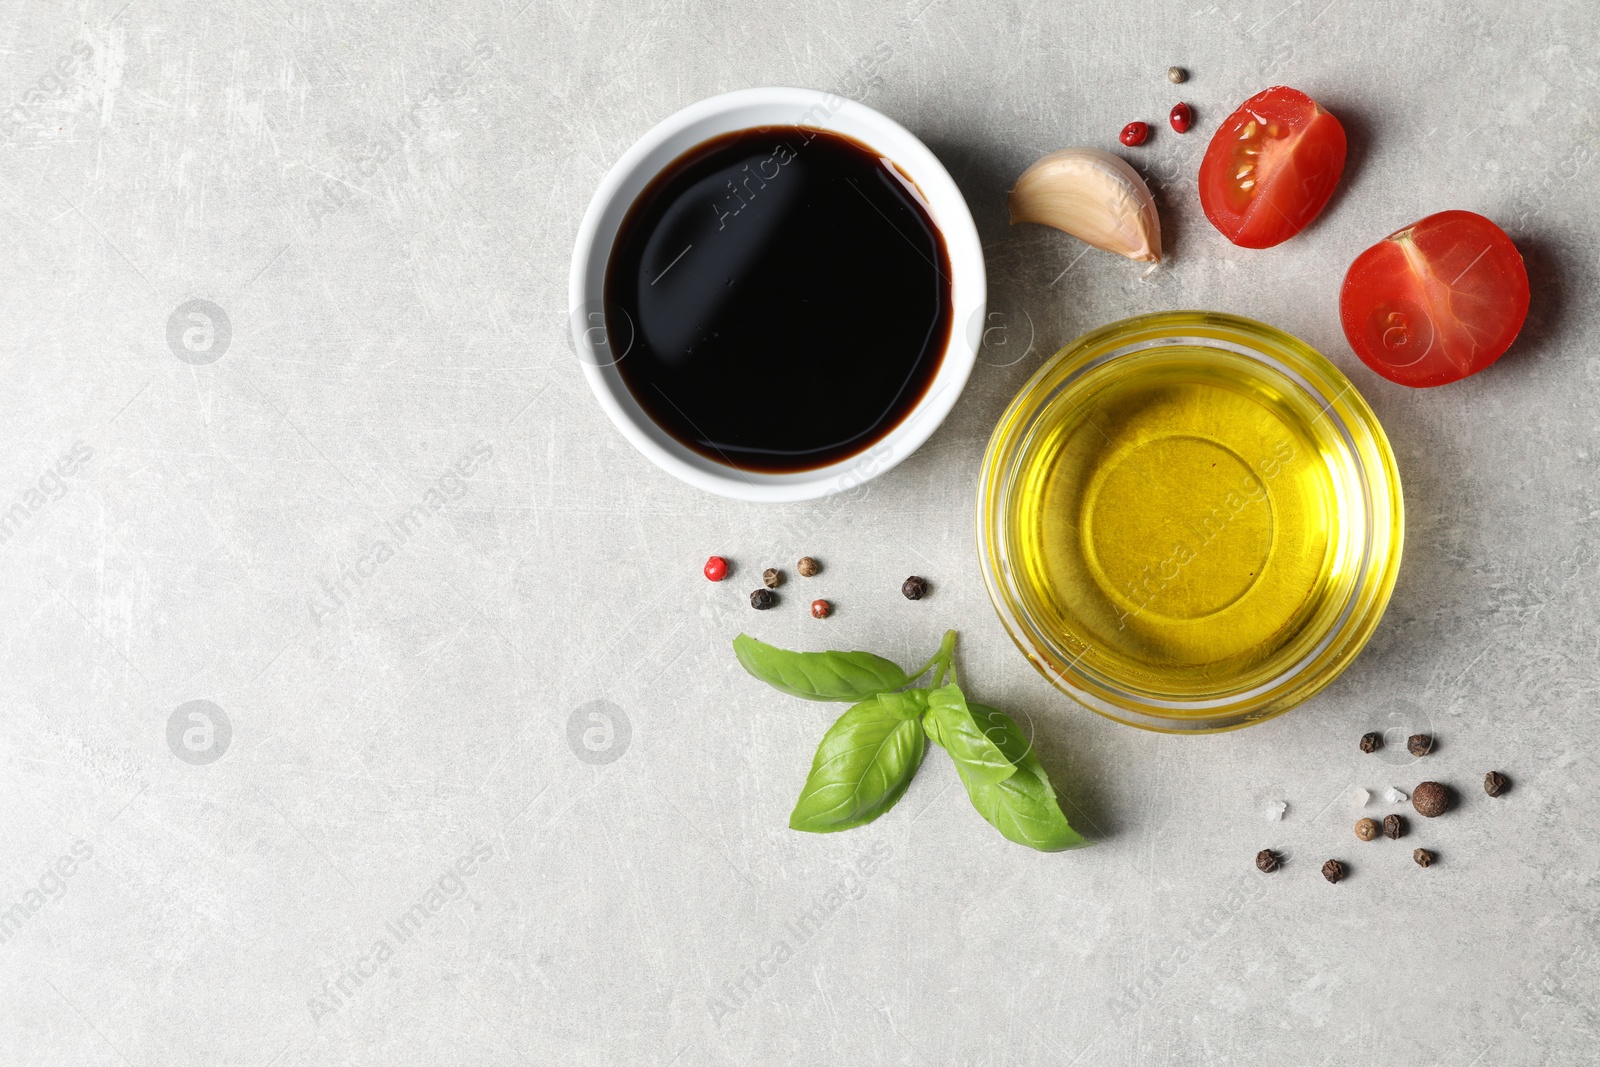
[{"left": 3, "top": 0, "right": 1596, "bottom": 1063}]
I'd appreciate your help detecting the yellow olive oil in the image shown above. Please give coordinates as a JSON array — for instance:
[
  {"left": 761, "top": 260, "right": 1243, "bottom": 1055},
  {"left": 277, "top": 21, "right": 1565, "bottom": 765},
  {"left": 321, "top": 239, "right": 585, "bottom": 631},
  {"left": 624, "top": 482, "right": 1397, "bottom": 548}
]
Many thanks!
[{"left": 1008, "top": 345, "right": 1364, "bottom": 697}]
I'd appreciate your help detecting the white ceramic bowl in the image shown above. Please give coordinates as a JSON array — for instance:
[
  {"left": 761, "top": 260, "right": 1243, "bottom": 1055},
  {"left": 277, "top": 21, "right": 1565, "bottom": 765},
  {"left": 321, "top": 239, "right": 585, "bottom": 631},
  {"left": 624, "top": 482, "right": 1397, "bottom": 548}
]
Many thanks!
[{"left": 569, "top": 86, "right": 985, "bottom": 502}]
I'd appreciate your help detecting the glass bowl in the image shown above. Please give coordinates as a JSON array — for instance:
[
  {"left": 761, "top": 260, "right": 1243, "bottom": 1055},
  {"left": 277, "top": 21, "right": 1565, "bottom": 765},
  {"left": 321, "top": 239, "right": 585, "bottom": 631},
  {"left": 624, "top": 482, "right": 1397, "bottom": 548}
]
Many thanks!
[{"left": 976, "top": 311, "right": 1404, "bottom": 732}]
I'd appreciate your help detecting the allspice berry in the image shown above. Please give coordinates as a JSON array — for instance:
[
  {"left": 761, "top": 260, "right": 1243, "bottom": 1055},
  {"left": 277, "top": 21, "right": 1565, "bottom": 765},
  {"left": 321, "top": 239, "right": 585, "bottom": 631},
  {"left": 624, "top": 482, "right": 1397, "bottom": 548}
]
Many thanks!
[
  {"left": 1359, "top": 731, "right": 1382, "bottom": 754},
  {"left": 762, "top": 568, "right": 782, "bottom": 589},
  {"left": 1484, "top": 771, "right": 1510, "bottom": 797},
  {"left": 1255, "top": 849, "right": 1278, "bottom": 873},
  {"left": 1383, "top": 813, "right": 1406, "bottom": 840},
  {"left": 1412, "top": 781, "right": 1450, "bottom": 818},
  {"left": 901, "top": 575, "right": 929, "bottom": 600},
  {"left": 1321, "top": 859, "right": 1345, "bottom": 884},
  {"left": 796, "top": 556, "right": 820, "bottom": 578},
  {"left": 1413, "top": 848, "right": 1435, "bottom": 868},
  {"left": 1355, "top": 818, "right": 1379, "bottom": 842},
  {"left": 1407, "top": 733, "right": 1433, "bottom": 757}
]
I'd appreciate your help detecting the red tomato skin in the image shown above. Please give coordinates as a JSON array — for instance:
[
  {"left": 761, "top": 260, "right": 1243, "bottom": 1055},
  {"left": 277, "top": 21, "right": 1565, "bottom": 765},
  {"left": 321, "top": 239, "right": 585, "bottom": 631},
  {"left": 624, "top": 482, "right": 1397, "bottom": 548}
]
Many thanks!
[
  {"left": 1198, "top": 86, "right": 1347, "bottom": 248},
  {"left": 1339, "top": 211, "right": 1530, "bottom": 388}
]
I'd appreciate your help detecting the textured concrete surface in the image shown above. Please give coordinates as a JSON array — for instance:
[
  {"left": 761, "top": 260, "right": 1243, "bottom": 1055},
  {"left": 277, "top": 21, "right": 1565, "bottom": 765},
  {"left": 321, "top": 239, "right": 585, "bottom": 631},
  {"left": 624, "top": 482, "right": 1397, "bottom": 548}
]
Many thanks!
[{"left": 3, "top": 0, "right": 1598, "bottom": 1064}]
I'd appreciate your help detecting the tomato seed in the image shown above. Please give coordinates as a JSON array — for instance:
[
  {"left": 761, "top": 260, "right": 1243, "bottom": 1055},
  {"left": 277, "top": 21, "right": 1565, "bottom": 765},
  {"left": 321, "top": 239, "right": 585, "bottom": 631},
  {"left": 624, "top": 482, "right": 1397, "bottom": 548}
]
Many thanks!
[
  {"left": 1119, "top": 121, "right": 1149, "bottom": 147},
  {"left": 1169, "top": 102, "right": 1192, "bottom": 133}
]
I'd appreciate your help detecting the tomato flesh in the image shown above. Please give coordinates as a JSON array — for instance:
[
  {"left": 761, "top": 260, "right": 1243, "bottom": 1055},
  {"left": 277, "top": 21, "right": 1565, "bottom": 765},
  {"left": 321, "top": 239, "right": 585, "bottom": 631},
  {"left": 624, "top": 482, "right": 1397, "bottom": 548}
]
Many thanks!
[
  {"left": 1340, "top": 210, "right": 1529, "bottom": 388},
  {"left": 1198, "top": 86, "right": 1346, "bottom": 248}
]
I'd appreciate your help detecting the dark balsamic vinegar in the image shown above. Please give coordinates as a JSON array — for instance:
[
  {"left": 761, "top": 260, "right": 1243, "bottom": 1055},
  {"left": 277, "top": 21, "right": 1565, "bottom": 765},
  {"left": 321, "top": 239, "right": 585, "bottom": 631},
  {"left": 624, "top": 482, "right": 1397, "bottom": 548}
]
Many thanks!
[{"left": 605, "top": 127, "right": 953, "bottom": 473}]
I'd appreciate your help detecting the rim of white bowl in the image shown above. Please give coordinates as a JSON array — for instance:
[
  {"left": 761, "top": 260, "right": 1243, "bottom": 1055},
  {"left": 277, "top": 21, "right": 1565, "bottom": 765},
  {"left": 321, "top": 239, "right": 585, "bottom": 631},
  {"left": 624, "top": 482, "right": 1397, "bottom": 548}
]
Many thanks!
[{"left": 568, "top": 86, "right": 986, "bottom": 503}]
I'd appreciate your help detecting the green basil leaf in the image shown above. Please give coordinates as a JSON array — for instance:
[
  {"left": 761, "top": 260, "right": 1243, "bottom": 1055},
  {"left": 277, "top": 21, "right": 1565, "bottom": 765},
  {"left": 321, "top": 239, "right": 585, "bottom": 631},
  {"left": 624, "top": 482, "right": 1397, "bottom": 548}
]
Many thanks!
[
  {"left": 875, "top": 689, "right": 929, "bottom": 721},
  {"left": 952, "top": 704, "right": 1087, "bottom": 852},
  {"left": 924, "top": 684, "right": 1016, "bottom": 787},
  {"left": 789, "top": 698, "right": 927, "bottom": 833},
  {"left": 734, "top": 634, "right": 911, "bottom": 702}
]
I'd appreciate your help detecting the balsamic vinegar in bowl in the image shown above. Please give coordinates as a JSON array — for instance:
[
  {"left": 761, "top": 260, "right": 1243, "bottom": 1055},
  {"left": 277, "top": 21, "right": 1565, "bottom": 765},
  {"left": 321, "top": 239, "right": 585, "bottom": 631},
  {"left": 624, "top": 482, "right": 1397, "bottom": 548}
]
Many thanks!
[{"left": 604, "top": 126, "right": 953, "bottom": 473}]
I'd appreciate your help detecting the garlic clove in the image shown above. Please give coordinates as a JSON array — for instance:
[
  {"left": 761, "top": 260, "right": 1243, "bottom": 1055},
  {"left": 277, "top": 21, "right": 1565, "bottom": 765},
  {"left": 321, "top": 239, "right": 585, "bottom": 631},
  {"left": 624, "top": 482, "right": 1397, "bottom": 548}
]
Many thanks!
[{"left": 1008, "top": 148, "right": 1162, "bottom": 263}]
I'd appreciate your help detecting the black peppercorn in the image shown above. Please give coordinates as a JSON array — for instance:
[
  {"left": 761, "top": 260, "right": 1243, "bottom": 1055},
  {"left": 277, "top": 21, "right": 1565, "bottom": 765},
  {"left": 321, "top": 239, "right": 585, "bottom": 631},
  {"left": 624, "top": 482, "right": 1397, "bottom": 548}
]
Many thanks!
[
  {"left": 902, "top": 575, "right": 928, "bottom": 600},
  {"left": 1383, "top": 813, "right": 1405, "bottom": 839},
  {"left": 1255, "top": 849, "right": 1278, "bottom": 873},
  {"left": 797, "top": 556, "right": 820, "bottom": 578},
  {"left": 1484, "top": 771, "right": 1509, "bottom": 797},
  {"left": 1359, "top": 731, "right": 1382, "bottom": 754},
  {"left": 1412, "top": 781, "right": 1450, "bottom": 818},
  {"left": 750, "top": 588, "right": 776, "bottom": 610},
  {"left": 1355, "top": 818, "right": 1379, "bottom": 841},
  {"left": 1322, "top": 859, "right": 1345, "bottom": 884},
  {"left": 1408, "top": 733, "right": 1433, "bottom": 757},
  {"left": 762, "top": 568, "right": 782, "bottom": 589},
  {"left": 1413, "top": 848, "right": 1434, "bottom": 868}
]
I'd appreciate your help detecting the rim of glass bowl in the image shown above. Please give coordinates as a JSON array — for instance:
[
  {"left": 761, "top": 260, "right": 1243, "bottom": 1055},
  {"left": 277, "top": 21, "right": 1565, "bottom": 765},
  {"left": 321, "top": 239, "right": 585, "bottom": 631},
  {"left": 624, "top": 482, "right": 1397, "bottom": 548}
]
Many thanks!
[{"left": 975, "top": 311, "right": 1404, "bottom": 733}]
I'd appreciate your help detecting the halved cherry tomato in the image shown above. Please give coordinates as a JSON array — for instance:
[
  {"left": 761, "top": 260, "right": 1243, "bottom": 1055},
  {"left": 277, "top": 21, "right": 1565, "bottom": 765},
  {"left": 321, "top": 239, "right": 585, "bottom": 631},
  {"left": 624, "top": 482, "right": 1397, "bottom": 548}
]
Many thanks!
[
  {"left": 1339, "top": 210, "right": 1529, "bottom": 388},
  {"left": 1198, "top": 86, "right": 1346, "bottom": 248}
]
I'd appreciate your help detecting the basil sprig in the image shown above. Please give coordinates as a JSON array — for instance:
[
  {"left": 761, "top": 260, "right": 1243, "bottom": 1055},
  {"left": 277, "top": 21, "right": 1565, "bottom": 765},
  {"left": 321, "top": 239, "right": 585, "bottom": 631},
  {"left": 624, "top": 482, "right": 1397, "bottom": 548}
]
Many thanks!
[{"left": 734, "top": 630, "right": 1088, "bottom": 853}]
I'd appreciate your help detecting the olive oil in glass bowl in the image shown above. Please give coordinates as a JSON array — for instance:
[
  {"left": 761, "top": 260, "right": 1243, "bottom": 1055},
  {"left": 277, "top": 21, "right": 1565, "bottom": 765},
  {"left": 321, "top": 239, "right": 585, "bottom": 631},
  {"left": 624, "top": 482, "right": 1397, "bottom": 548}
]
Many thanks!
[{"left": 976, "top": 312, "right": 1403, "bottom": 732}]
